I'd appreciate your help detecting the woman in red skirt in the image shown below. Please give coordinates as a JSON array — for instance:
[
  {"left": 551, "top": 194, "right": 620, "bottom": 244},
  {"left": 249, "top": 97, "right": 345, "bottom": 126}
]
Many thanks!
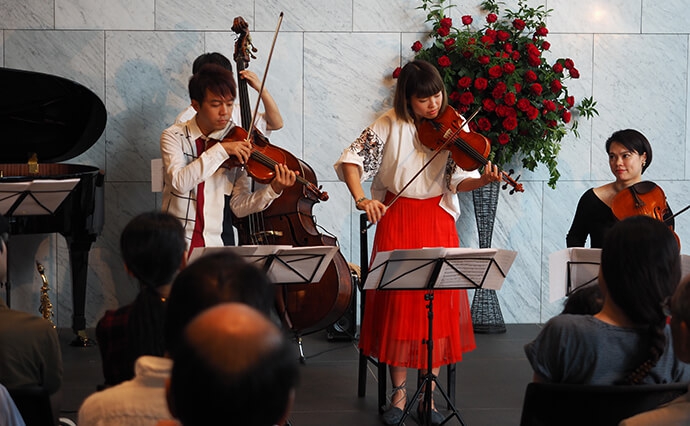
[{"left": 334, "top": 60, "right": 501, "bottom": 425}]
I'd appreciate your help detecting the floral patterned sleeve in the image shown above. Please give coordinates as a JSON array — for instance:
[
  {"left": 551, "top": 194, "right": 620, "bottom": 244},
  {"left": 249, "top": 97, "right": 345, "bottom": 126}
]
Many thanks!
[{"left": 347, "top": 127, "right": 385, "bottom": 181}]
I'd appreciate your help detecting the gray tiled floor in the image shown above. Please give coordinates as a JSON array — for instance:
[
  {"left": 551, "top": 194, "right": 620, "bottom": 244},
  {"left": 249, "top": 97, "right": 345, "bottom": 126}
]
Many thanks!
[{"left": 58, "top": 324, "right": 540, "bottom": 426}]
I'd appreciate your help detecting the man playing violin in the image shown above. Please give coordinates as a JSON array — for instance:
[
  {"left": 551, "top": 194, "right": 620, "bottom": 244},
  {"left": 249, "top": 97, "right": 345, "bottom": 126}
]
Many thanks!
[
  {"left": 566, "top": 129, "right": 674, "bottom": 248},
  {"left": 161, "top": 64, "right": 296, "bottom": 255}
]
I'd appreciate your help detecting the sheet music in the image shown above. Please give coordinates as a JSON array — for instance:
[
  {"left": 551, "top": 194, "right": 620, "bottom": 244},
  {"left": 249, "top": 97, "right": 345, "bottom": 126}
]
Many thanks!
[
  {"left": 437, "top": 248, "right": 516, "bottom": 290},
  {"left": 548, "top": 248, "right": 601, "bottom": 302},
  {"left": 363, "top": 248, "right": 445, "bottom": 290},
  {"left": 0, "top": 182, "right": 32, "bottom": 215},
  {"left": 269, "top": 246, "right": 339, "bottom": 284},
  {"left": 0, "top": 179, "right": 79, "bottom": 215}
]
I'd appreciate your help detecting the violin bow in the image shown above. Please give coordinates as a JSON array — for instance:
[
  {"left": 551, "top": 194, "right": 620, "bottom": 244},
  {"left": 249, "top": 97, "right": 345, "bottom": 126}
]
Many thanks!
[{"left": 245, "top": 12, "right": 284, "bottom": 143}]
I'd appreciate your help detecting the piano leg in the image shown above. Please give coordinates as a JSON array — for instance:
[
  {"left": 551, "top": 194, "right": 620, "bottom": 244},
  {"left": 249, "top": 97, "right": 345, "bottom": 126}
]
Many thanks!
[{"left": 67, "top": 238, "right": 95, "bottom": 347}]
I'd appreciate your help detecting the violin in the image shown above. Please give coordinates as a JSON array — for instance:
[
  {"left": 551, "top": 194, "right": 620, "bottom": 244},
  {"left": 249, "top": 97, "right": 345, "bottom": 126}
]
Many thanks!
[
  {"left": 217, "top": 126, "right": 328, "bottom": 200},
  {"left": 217, "top": 16, "right": 327, "bottom": 201},
  {"left": 415, "top": 106, "right": 524, "bottom": 194},
  {"left": 611, "top": 181, "right": 680, "bottom": 246}
]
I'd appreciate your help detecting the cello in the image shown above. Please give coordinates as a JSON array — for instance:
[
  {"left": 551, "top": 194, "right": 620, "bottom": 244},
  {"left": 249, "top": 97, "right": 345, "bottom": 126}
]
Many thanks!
[{"left": 230, "top": 16, "right": 354, "bottom": 341}]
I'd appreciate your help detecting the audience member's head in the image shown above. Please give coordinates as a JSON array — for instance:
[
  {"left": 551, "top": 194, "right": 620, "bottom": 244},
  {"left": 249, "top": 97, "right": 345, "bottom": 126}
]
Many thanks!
[
  {"left": 121, "top": 211, "right": 186, "bottom": 289},
  {"left": 168, "top": 303, "right": 299, "bottom": 426},
  {"left": 164, "top": 251, "right": 275, "bottom": 358},
  {"left": 669, "top": 274, "right": 690, "bottom": 363},
  {"left": 191, "top": 52, "right": 232, "bottom": 74},
  {"left": 599, "top": 215, "right": 681, "bottom": 384},
  {"left": 121, "top": 211, "right": 186, "bottom": 359},
  {"left": 561, "top": 282, "right": 603, "bottom": 315}
]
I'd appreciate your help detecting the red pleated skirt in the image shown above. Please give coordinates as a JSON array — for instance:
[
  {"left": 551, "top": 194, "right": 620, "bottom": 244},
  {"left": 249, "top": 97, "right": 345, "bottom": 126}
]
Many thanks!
[{"left": 359, "top": 193, "right": 476, "bottom": 369}]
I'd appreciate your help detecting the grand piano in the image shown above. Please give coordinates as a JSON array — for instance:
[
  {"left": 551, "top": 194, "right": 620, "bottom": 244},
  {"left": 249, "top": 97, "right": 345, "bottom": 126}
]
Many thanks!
[{"left": 0, "top": 67, "right": 106, "bottom": 344}]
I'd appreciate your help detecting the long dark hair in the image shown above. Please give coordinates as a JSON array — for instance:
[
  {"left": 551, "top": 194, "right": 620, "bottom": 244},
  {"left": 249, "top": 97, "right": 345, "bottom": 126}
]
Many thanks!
[
  {"left": 601, "top": 215, "right": 681, "bottom": 384},
  {"left": 123, "top": 212, "right": 185, "bottom": 361}
]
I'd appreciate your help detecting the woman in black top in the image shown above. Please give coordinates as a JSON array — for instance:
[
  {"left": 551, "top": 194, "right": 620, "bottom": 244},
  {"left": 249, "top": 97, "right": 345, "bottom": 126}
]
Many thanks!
[{"left": 567, "top": 129, "right": 659, "bottom": 248}]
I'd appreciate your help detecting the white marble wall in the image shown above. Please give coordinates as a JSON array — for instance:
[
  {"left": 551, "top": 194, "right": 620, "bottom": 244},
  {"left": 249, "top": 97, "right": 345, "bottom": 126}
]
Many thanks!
[{"left": 1, "top": 0, "right": 689, "bottom": 328}]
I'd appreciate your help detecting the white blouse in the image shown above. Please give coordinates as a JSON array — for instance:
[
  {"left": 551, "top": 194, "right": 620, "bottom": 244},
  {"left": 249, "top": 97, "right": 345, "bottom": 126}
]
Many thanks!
[{"left": 334, "top": 109, "right": 479, "bottom": 221}]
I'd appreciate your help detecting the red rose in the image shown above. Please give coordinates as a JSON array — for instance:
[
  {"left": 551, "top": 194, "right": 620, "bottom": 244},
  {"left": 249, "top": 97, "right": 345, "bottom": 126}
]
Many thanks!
[
  {"left": 564, "top": 58, "right": 575, "bottom": 69},
  {"left": 457, "top": 105, "right": 469, "bottom": 114},
  {"left": 488, "top": 65, "right": 503, "bottom": 79},
  {"left": 535, "top": 26, "right": 548, "bottom": 37},
  {"left": 444, "top": 38, "right": 455, "bottom": 50},
  {"left": 440, "top": 17, "right": 452, "bottom": 29},
  {"left": 562, "top": 110, "right": 572, "bottom": 123},
  {"left": 437, "top": 26, "right": 450, "bottom": 37},
  {"left": 511, "top": 51, "right": 521, "bottom": 61},
  {"left": 474, "top": 77, "right": 488, "bottom": 91},
  {"left": 524, "top": 70, "right": 537, "bottom": 82},
  {"left": 550, "top": 79, "right": 562, "bottom": 94},
  {"left": 486, "top": 13, "right": 498, "bottom": 23},
  {"left": 412, "top": 41, "right": 423, "bottom": 52},
  {"left": 392, "top": 67, "right": 401, "bottom": 79},
  {"left": 542, "top": 99, "right": 556, "bottom": 112},
  {"left": 449, "top": 91, "right": 461, "bottom": 103},
  {"left": 497, "top": 30, "right": 510, "bottom": 41},
  {"left": 514, "top": 83, "right": 522, "bottom": 93},
  {"left": 569, "top": 67, "right": 580, "bottom": 79},
  {"left": 526, "top": 106, "right": 539, "bottom": 120},
  {"left": 478, "top": 55, "right": 490, "bottom": 65},
  {"left": 503, "top": 92, "right": 516, "bottom": 106},
  {"left": 547, "top": 119, "right": 558, "bottom": 128},
  {"left": 504, "top": 43, "right": 513, "bottom": 53},
  {"left": 461, "top": 15, "right": 473, "bottom": 26},
  {"left": 530, "top": 83, "right": 543, "bottom": 95},
  {"left": 502, "top": 116, "right": 518, "bottom": 131},
  {"left": 526, "top": 43, "right": 541, "bottom": 56},
  {"left": 480, "top": 35, "right": 495, "bottom": 46},
  {"left": 498, "top": 133, "right": 510, "bottom": 145},
  {"left": 438, "top": 55, "right": 451, "bottom": 68},
  {"left": 482, "top": 98, "right": 497, "bottom": 112},
  {"left": 527, "top": 54, "right": 541, "bottom": 67},
  {"left": 457, "top": 76, "right": 472, "bottom": 89},
  {"left": 492, "top": 81, "right": 507, "bottom": 99},
  {"left": 459, "top": 91, "right": 474, "bottom": 105},
  {"left": 503, "top": 62, "right": 516, "bottom": 74},
  {"left": 462, "top": 50, "right": 473, "bottom": 59},
  {"left": 513, "top": 19, "right": 526, "bottom": 31},
  {"left": 541, "top": 41, "right": 551, "bottom": 50},
  {"left": 566, "top": 95, "right": 575, "bottom": 108},
  {"left": 478, "top": 117, "right": 492, "bottom": 132},
  {"left": 517, "top": 98, "right": 531, "bottom": 112},
  {"left": 552, "top": 62, "right": 563, "bottom": 73}
]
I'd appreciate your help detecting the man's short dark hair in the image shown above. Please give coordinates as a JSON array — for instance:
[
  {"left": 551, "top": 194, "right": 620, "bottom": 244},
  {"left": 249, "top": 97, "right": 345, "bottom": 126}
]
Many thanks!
[
  {"left": 192, "top": 52, "right": 232, "bottom": 74},
  {"left": 188, "top": 63, "right": 236, "bottom": 105},
  {"left": 163, "top": 251, "right": 275, "bottom": 357}
]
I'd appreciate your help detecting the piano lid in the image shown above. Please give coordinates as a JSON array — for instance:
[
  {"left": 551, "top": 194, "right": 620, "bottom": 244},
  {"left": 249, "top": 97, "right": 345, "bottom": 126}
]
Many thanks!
[{"left": 0, "top": 67, "right": 106, "bottom": 163}]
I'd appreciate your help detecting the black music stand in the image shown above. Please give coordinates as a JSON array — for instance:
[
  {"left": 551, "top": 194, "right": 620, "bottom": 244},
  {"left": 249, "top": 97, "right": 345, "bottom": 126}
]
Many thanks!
[
  {"left": 0, "top": 179, "right": 78, "bottom": 306},
  {"left": 548, "top": 248, "right": 601, "bottom": 301},
  {"left": 363, "top": 247, "right": 516, "bottom": 426},
  {"left": 189, "top": 244, "right": 338, "bottom": 285}
]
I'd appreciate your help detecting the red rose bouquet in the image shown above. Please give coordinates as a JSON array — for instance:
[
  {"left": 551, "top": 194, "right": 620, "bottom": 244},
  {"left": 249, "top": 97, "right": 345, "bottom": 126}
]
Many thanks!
[{"left": 407, "top": 0, "right": 597, "bottom": 187}]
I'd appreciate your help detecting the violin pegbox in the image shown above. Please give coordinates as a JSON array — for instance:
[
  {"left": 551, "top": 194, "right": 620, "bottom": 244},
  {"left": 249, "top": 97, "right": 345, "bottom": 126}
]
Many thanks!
[{"left": 501, "top": 169, "right": 523, "bottom": 195}]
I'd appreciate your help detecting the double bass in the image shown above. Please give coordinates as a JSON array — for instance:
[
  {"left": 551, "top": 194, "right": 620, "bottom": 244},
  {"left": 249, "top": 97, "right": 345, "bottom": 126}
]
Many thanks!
[{"left": 230, "top": 16, "right": 354, "bottom": 338}]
